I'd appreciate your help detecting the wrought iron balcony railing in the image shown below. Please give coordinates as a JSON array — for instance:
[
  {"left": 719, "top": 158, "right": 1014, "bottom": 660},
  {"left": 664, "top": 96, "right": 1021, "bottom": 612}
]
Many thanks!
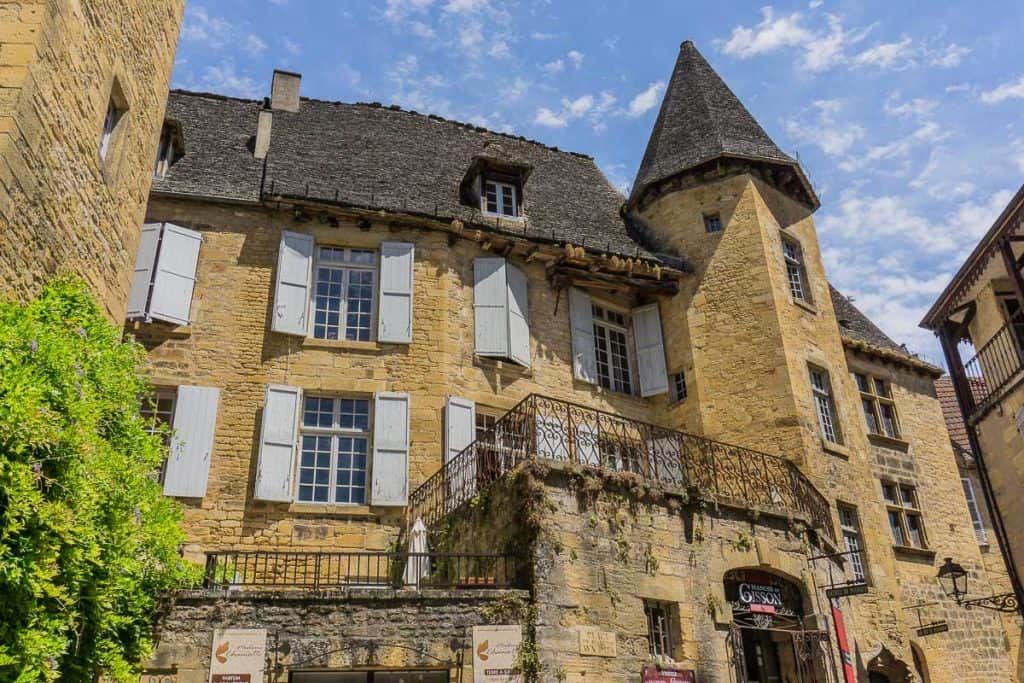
[
  {"left": 407, "top": 394, "right": 836, "bottom": 541},
  {"left": 202, "top": 551, "right": 517, "bottom": 590},
  {"left": 963, "top": 309, "right": 1024, "bottom": 419}
]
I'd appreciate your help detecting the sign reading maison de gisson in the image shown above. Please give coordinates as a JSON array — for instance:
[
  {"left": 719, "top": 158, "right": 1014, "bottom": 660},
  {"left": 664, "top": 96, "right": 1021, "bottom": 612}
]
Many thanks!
[
  {"left": 208, "top": 629, "right": 267, "bottom": 683},
  {"left": 473, "top": 625, "right": 523, "bottom": 683}
]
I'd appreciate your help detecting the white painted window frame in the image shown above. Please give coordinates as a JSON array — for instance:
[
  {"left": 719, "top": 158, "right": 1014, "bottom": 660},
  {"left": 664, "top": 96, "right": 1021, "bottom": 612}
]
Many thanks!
[
  {"left": 309, "top": 246, "right": 378, "bottom": 342},
  {"left": 482, "top": 179, "right": 518, "bottom": 218},
  {"left": 809, "top": 365, "right": 841, "bottom": 444},
  {"left": 295, "top": 395, "right": 373, "bottom": 505},
  {"left": 591, "top": 302, "right": 637, "bottom": 395}
]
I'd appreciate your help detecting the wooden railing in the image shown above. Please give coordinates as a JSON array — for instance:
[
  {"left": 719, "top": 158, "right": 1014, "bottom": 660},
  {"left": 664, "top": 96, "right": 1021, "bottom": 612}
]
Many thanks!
[
  {"left": 963, "top": 310, "right": 1024, "bottom": 418},
  {"left": 202, "top": 551, "right": 517, "bottom": 590},
  {"left": 407, "top": 394, "right": 836, "bottom": 541}
]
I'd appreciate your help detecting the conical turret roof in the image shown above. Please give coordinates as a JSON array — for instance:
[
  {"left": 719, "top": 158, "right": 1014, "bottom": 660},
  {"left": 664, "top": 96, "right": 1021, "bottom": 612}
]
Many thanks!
[{"left": 631, "top": 41, "right": 818, "bottom": 209}]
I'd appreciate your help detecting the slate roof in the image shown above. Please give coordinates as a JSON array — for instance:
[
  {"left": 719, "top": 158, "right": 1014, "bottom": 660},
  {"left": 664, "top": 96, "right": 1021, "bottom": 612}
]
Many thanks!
[
  {"left": 829, "top": 285, "right": 903, "bottom": 352},
  {"left": 154, "top": 91, "right": 655, "bottom": 259},
  {"left": 631, "top": 41, "right": 817, "bottom": 208}
]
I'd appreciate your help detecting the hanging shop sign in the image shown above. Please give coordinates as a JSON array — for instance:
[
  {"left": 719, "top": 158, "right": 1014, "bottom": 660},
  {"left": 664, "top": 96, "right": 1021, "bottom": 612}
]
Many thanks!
[
  {"left": 641, "top": 666, "right": 696, "bottom": 682},
  {"left": 826, "top": 582, "right": 870, "bottom": 599},
  {"left": 472, "top": 625, "right": 523, "bottom": 683},
  {"left": 737, "top": 582, "right": 784, "bottom": 612},
  {"left": 208, "top": 629, "right": 267, "bottom": 683}
]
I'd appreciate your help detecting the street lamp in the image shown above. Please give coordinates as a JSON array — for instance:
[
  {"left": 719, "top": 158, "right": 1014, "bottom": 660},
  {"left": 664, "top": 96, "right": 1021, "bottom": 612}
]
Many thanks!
[{"left": 937, "top": 557, "right": 1020, "bottom": 613}]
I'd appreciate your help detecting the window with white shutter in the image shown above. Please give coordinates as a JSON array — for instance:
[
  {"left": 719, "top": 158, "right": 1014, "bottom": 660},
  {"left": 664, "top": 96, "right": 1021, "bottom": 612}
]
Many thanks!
[
  {"left": 445, "top": 396, "right": 476, "bottom": 464},
  {"left": 632, "top": 303, "right": 669, "bottom": 397},
  {"left": 126, "top": 222, "right": 202, "bottom": 325},
  {"left": 255, "top": 384, "right": 302, "bottom": 502},
  {"left": 473, "top": 258, "right": 531, "bottom": 367},
  {"left": 371, "top": 392, "right": 410, "bottom": 506},
  {"left": 162, "top": 386, "right": 220, "bottom": 498},
  {"left": 272, "top": 231, "right": 315, "bottom": 336},
  {"left": 569, "top": 288, "right": 597, "bottom": 384},
  {"left": 378, "top": 242, "right": 415, "bottom": 343}
]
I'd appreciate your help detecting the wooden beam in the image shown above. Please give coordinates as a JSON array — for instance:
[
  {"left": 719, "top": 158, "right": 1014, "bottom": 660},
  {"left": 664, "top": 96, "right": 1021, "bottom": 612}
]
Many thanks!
[{"left": 1000, "top": 239, "right": 1024, "bottom": 311}]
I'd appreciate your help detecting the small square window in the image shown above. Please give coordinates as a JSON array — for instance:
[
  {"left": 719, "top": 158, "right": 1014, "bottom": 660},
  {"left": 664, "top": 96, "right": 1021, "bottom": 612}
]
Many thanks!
[
  {"left": 482, "top": 179, "right": 518, "bottom": 218},
  {"left": 882, "top": 481, "right": 927, "bottom": 549},
  {"left": 644, "top": 600, "right": 674, "bottom": 658},
  {"left": 670, "top": 370, "right": 687, "bottom": 404},
  {"left": 703, "top": 214, "right": 722, "bottom": 233}
]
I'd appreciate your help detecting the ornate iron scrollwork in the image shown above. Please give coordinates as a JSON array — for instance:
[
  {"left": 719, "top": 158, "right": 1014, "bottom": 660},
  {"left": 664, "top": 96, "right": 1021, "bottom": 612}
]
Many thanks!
[{"left": 962, "top": 592, "right": 1020, "bottom": 613}]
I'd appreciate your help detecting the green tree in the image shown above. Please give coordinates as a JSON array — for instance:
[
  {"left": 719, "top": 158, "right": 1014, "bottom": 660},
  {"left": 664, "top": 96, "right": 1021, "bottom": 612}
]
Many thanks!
[{"left": 0, "top": 277, "right": 194, "bottom": 681}]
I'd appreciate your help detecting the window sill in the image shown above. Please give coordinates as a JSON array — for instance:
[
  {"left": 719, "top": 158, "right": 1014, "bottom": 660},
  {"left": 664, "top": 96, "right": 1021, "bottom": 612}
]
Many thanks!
[
  {"left": 867, "top": 433, "right": 910, "bottom": 452},
  {"left": 302, "top": 338, "right": 382, "bottom": 352},
  {"left": 127, "top": 320, "right": 192, "bottom": 338},
  {"left": 288, "top": 502, "right": 377, "bottom": 518},
  {"left": 792, "top": 298, "right": 818, "bottom": 315},
  {"left": 821, "top": 440, "right": 851, "bottom": 459},
  {"left": 474, "top": 355, "right": 533, "bottom": 376},
  {"left": 892, "top": 545, "right": 935, "bottom": 561}
]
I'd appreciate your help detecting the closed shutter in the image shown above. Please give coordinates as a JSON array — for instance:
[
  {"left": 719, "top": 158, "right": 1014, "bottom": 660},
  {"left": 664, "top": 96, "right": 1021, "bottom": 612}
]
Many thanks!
[
  {"left": 569, "top": 287, "right": 597, "bottom": 384},
  {"left": 126, "top": 223, "right": 162, "bottom": 319},
  {"left": 272, "top": 231, "right": 314, "bottom": 336},
  {"left": 506, "top": 263, "right": 531, "bottom": 367},
  {"left": 445, "top": 396, "right": 476, "bottom": 464},
  {"left": 372, "top": 392, "right": 410, "bottom": 506},
  {"left": 378, "top": 242, "right": 415, "bottom": 343},
  {"left": 163, "top": 386, "right": 220, "bottom": 497},
  {"left": 254, "top": 384, "right": 301, "bottom": 502},
  {"left": 474, "top": 258, "right": 510, "bottom": 357},
  {"left": 148, "top": 223, "right": 202, "bottom": 326},
  {"left": 633, "top": 303, "right": 669, "bottom": 397}
]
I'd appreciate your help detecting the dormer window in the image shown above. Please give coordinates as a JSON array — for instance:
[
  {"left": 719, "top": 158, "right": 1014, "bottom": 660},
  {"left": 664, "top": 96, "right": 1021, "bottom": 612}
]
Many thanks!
[
  {"left": 153, "top": 121, "right": 184, "bottom": 179},
  {"left": 483, "top": 179, "right": 517, "bottom": 218}
]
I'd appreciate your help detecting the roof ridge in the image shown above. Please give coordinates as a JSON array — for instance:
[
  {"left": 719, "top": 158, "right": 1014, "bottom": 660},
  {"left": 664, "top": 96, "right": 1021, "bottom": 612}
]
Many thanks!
[
  {"left": 169, "top": 88, "right": 262, "bottom": 104},
  {"left": 295, "top": 97, "right": 595, "bottom": 160}
]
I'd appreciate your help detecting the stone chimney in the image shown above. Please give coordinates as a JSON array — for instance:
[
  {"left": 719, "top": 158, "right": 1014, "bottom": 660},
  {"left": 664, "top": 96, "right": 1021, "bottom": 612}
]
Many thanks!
[
  {"left": 271, "top": 69, "right": 301, "bottom": 112},
  {"left": 254, "top": 104, "right": 272, "bottom": 160}
]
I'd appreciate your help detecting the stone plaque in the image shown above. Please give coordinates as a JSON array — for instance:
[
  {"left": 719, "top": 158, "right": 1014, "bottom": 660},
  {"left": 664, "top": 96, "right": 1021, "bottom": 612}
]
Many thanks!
[
  {"left": 578, "top": 628, "right": 617, "bottom": 657},
  {"left": 209, "top": 629, "right": 267, "bottom": 683},
  {"left": 472, "top": 625, "right": 523, "bottom": 683}
]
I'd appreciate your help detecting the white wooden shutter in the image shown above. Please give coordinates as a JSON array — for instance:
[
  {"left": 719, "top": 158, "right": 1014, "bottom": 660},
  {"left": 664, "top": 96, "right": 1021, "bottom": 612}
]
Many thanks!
[
  {"left": 633, "top": 303, "right": 669, "bottom": 397},
  {"left": 148, "top": 223, "right": 201, "bottom": 326},
  {"left": 163, "top": 386, "right": 220, "bottom": 498},
  {"left": 378, "top": 242, "right": 415, "bottom": 343},
  {"left": 254, "top": 384, "right": 301, "bottom": 502},
  {"left": 445, "top": 396, "right": 476, "bottom": 464},
  {"left": 569, "top": 287, "right": 597, "bottom": 384},
  {"left": 372, "top": 392, "right": 410, "bottom": 506},
  {"left": 506, "top": 263, "right": 531, "bottom": 367},
  {"left": 126, "top": 223, "right": 162, "bottom": 319},
  {"left": 535, "top": 415, "right": 568, "bottom": 460},
  {"left": 272, "top": 231, "right": 314, "bottom": 336},
  {"left": 474, "top": 258, "right": 510, "bottom": 357}
]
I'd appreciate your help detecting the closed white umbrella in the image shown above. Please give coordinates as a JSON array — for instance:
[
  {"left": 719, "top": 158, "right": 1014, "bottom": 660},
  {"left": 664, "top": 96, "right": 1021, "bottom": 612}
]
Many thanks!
[{"left": 402, "top": 516, "right": 431, "bottom": 588}]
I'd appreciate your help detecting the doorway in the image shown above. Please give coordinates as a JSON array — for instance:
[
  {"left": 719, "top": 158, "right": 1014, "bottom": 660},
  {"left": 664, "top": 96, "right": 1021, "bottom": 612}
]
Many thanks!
[{"left": 741, "top": 628, "right": 783, "bottom": 683}]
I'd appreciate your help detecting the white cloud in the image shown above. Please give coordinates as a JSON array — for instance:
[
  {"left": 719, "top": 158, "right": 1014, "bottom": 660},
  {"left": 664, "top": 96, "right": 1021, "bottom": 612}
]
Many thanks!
[
  {"left": 720, "top": 7, "right": 812, "bottom": 59},
  {"left": 838, "top": 121, "right": 948, "bottom": 171},
  {"left": 409, "top": 21, "right": 436, "bottom": 38},
  {"left": 181, "top": 7, "right": 236, "bottom": 48},
  {"left": 244, "top": 34, "right": 267, "bottom": 57},
  {"left": 443, "top": 0, "right": 487, "bottom": 12},
  {"left": 928, "top": 43, "right": 970, "bottom": 68},
  {"left": 281, "top": 37, "right": 302, "bottom": 56},
  {"left": 532, "top": 31, "right": 555, "bottom": 40},
  {"left": 489, "top": 39, "right": 510, "bottom": 58},
  {"left": 853, "top": 37, "right": 914, "bottom": 70},
  {"left": 540, "top": 59, "right": 564, "bottom": 76},
  {"left": 567, "top": 50, "right": 584, "bottom": 69},
  {"left": 533, "top": 107, "right": 567, "bottom": 128},
  {"left": 799, "top": 14, "right": 846, "bottom": 72},
  {"left": 883, "top": 94, "right": 938, "bottom": 119},
  {"left": 627, "top": 81, "right": 665, "bottom": 117},
  {"left": 181, "top": 61, "right": 263, "bottom": 98},
  {"left": 981, "top": 76, "right": 1024, "bottom": 104},
  {"left": 784, "top": 99, "right": 865, "bottom": 155},
  {"left": 383, "top": 0, "right": 435, "bottom": 22},
  {"left": 564, "top": 94, "right": 594, "bottom": 117},
  {"left": 809, "top": 0, "right": 823, "bottom": 7},
  {"left": 458, "top": 19, "right": 484, "bottom": 51},
  {"left": 502, "top": 77, "right": 529, "bottom": 101}
]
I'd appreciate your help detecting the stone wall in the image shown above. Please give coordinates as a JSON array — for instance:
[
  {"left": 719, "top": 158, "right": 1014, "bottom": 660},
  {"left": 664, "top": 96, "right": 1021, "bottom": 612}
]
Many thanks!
[
  {"left": 0, "top": 0, "right": 184, "bottom": 318},
  {"left": 150, "top": 588, "right": 530, "bottom": 683}
]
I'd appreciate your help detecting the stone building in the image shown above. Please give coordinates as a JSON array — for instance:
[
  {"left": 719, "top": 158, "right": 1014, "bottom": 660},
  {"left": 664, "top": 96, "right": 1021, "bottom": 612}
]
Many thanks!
[
  {"left": 130, "top": 43, "right": 1020, "bottom": 682},
  {"left": 0, "top": 0, "right": 185, "bottom": 318}
]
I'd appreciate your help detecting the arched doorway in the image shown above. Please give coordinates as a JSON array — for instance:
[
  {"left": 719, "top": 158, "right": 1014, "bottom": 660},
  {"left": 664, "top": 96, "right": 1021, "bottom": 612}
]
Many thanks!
[
  {"left": 724, "top": 569, "right": 831, "bottom": 683},
  {"left": 911, "top": 643, "right": 930, "bottom": 683}
]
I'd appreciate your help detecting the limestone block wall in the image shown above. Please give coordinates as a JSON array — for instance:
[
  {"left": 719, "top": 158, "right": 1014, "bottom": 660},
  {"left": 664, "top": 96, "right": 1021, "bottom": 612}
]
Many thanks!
[
  {"left": 0, "top": 0, "right": 184, "bottom": 318},
  {"left": 149, "top": 588, "right": 530, "bottom": 683}
]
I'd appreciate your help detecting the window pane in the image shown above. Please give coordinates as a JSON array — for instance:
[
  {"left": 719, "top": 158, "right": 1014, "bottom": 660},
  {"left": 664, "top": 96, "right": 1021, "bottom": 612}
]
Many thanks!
[
  {"left": 787, "top": 263, "right": 805, "bottom": 300},
  {"left": 854, "top": 373, "right": 869, "bottom": 392},
  {"left": 297, "top": 435, "right": 332, "bottom": 502},
  {"left": 344, "top": 269, "right": 374, "bottom": 341},
  {"left": 888, "top": 511, "right": 906, "bottom": 545},
  {"left": 645, "top": 602, "right": 671, "bottom": 657},
  {"left": 874, "top": 378, "right": 890, "bottom": 397},
  {"left": 881, "top": 483, "right": 897, "bottom": 504},
  {"left": 880, "top": 403, "right": 898, "bottom": 438},
  {"left": 900, "top": 486, "right": 916, "bottom": 507},
  {"left": 484, "top": 182, "right": 499, "bottom": 213},
  {"left": 314, "top": 267, "right": 344, "bottom": 339},
  {"left": 501, "top": 185, "right": 516, "bottom": 216},
  {"left": 906, "top": 514, "right": 925, "bottom": 548},
  {"left": 862, "top": 399, "right": 879, "bottom": 434},
  {"left": 335, "top": 436, "right": 368, "bottom": 504},
  {"left": 962, "top": 478, "right": 988, "bottom": 544}
]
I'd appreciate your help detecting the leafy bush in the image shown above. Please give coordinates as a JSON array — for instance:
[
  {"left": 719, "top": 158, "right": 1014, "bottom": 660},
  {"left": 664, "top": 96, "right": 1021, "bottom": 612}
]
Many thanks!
[{"left": 0, "top": 277, "right": 194, "bottom": 681}]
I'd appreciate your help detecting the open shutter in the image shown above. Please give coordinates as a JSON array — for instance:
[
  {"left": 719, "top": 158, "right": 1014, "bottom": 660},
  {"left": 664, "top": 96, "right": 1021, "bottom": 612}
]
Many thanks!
[
  {"left": 474, "top": 258, "right": 510, "bottom": 357},
  {"left": 445, "top": 396, "right": 476, "bottom": 464},
  {"left": 569, "top": 287, "right": 597, "bottom": 384},
  {"left": 378, "top": 242, "right": 415, "bottom": 343},
  {"left": 163, "top": 386, "right": 220, "bottom": 497},
  {"left": 633, "top": 303, "right": 669, "bottom": 397},
  {"left": 254, "top": 384, "right": 301, "bottom": 502},
  {"left": 372, "top": 392, "right": 410, "bottom": 506},
  {"left": 506, "top": 263, "right": 531, "bottom": 367},
  {"left": 272, "top": 231, "right": 314, "bottom": 336},
  {"left": 127, "top": 223, "right": 162, "bottom": 319},
  {"left": 148, "top": 223, "right": 201, "bottom": 325}
]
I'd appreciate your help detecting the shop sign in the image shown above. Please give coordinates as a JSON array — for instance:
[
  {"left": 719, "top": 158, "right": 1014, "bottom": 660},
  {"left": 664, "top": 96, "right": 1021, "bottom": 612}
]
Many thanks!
[
  {"left": 578, "top": 628, "right": 617, "bottom": 657},
  {"left": 826, "top": 582, "right": 869, "bottom": 599},
  {"left": 641, "top": 666, "right": 696, "bottom": 682},
  {"left": 737, "top": 582, "right": 784, "bottom": 612},
  {"left": 208, "top": 629, "right": 266, "bottom": 683},
  {"left": 472, "top": 625, "right": 523, "bottom": 683}
]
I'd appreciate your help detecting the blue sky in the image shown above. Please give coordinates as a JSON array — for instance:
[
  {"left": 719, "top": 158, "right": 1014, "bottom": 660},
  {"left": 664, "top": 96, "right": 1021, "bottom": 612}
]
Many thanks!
[{"left": 172, "top": 0, "right": 1024, "bottom": 364}]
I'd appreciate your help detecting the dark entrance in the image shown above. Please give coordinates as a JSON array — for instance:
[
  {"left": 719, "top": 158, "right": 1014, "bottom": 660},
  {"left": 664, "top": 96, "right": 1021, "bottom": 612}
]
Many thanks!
[
  {"left": 741, "top": 628, "right": 783, "bottom": 683},
  {"left": 291, "top": 671, "right": 449, "bottom": 683}
]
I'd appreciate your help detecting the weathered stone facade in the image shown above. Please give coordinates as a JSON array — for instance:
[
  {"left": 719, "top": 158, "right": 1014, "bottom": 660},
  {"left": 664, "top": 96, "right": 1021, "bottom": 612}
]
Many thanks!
[{"left": 0, "top": 0, "right": 184, "bottom": 318}]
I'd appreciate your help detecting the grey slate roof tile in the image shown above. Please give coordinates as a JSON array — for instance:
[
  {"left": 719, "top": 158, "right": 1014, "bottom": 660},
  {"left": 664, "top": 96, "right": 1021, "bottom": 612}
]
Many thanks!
[{"left": 829, "top": 284, "right": 903, "bottom": 351}]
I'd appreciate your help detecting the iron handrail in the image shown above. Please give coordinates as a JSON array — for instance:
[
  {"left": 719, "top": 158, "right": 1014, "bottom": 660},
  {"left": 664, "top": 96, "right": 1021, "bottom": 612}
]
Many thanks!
[{"left": 963, "top": 309, "right": 1024, "bottom": 417}]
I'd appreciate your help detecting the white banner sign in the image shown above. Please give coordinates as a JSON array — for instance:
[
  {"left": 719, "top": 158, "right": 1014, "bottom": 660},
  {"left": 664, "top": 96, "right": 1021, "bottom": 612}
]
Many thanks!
[
  {"left": 473, "top": 625, "right": 523, "bottom": 683},
  {"left": 209, "top": 629, "right": 267, "bottom": 683}
]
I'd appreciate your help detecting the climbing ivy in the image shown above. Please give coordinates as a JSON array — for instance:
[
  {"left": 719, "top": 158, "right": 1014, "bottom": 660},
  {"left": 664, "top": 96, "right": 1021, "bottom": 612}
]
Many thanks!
[{"left": 0, "top": 277, "right": 195, "bottom": 681}]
